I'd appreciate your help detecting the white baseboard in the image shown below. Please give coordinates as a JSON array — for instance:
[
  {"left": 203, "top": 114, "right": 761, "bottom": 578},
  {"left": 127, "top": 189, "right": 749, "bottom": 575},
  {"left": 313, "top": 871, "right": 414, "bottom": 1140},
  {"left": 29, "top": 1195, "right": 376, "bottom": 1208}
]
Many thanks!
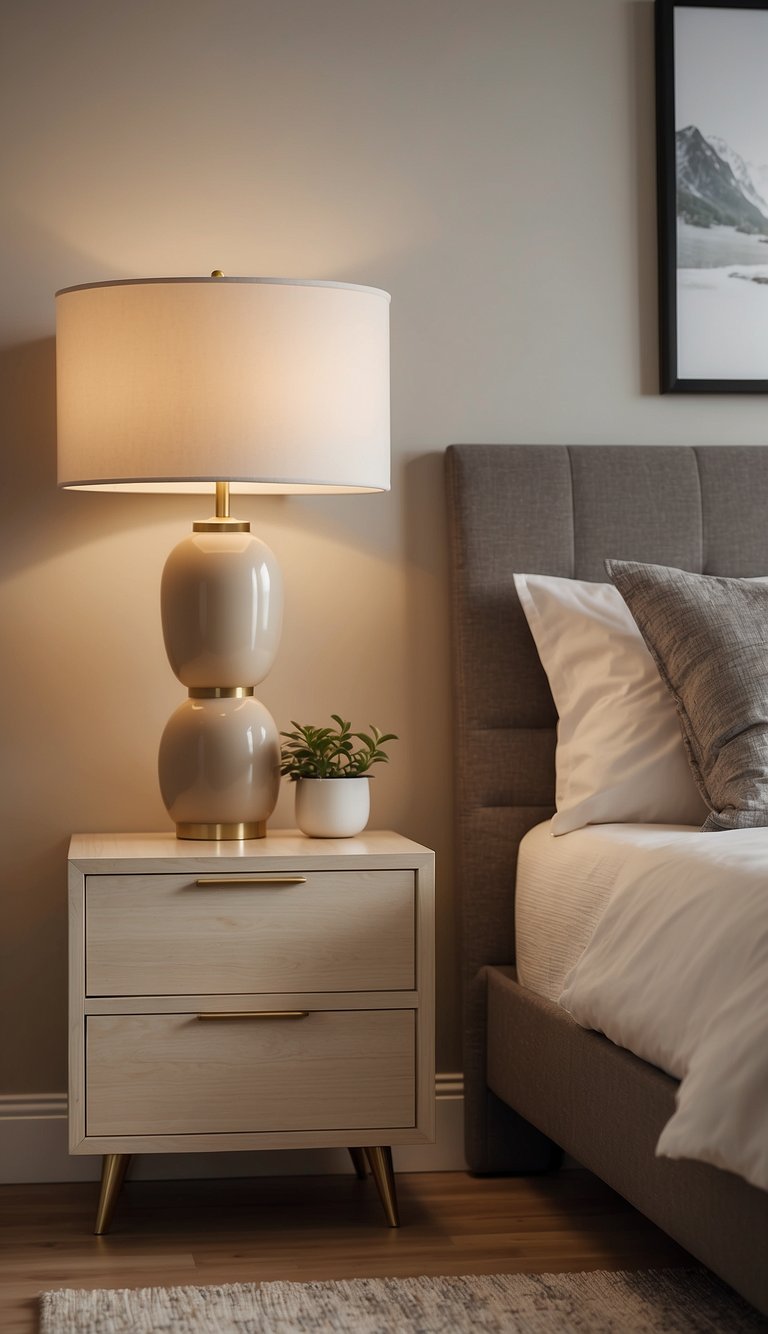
[{"left": 0, "top": 1076, "right": 467, "bottom": 1184}]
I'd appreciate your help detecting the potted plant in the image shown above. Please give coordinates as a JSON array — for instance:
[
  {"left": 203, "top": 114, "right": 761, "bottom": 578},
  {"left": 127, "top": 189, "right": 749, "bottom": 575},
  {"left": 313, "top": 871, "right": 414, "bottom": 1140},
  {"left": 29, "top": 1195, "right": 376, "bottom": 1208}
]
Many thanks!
[{"left": 280, "top": 715, "right": 397, "bottom": 837}]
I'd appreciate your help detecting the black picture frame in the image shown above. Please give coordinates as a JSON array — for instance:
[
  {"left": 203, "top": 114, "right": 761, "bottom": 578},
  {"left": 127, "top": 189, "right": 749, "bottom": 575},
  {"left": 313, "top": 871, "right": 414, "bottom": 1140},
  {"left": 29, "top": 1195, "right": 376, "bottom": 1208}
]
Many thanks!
[{"left": 656, "top": 0, "right": 768, "bottom": 392}]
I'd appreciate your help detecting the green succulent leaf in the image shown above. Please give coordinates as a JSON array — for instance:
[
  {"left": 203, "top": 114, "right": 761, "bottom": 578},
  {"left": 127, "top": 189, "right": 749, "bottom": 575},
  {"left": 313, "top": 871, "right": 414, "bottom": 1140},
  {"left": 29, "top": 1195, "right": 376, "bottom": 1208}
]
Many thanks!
[{"left": 279, "top": 715, "right": 398, "bottom": 779}]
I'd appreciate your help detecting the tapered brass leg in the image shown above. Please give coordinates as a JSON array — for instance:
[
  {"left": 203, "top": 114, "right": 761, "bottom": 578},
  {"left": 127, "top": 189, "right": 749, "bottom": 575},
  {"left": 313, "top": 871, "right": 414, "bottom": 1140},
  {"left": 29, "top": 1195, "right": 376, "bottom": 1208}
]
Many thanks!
[
  {"left": 348, "top": 1147, "right": 368, "bottom": 1179},
  {"left": 94, "top": 1153, "right": 131, "bottom": 1235},
  {"left": 364, "top": 1146, "right": 400, "bottom": 1227}
]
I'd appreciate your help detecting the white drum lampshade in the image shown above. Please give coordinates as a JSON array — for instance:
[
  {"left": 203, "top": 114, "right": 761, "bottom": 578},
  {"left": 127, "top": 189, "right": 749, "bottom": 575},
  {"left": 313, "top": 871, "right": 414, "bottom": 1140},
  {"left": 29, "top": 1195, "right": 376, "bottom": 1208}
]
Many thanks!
[{"left": 55, "top": 275, "right": 391, "bottom": 839}]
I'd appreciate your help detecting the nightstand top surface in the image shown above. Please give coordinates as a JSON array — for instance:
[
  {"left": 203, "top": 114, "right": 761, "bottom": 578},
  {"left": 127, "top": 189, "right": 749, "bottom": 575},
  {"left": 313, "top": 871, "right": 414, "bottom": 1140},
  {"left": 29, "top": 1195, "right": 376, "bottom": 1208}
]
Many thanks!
[{"left": 68, "top": 829, "right": 433, "bottom": 872}]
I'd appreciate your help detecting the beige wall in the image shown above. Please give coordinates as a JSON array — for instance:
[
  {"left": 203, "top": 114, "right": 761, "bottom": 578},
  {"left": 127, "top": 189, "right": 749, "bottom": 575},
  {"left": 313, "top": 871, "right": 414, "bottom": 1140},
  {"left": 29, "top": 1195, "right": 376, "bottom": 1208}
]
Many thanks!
[{"left": 2, "top": 0, "right": 768, "bottom": 1095}]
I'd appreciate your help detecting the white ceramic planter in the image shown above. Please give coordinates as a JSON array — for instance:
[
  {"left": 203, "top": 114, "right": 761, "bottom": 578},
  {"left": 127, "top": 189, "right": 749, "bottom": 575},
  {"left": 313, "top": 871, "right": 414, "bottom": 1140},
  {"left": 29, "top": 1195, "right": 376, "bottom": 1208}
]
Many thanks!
[{"left": 294, "top": 776, "right": 371, "bottom": 838}]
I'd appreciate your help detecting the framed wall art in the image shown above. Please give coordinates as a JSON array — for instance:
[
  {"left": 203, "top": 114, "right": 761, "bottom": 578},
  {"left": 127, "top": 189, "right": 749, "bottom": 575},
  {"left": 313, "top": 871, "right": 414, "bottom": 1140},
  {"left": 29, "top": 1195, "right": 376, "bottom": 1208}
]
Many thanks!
[{"left": 656, "top": 0, "right": 768, "bottom": 391}]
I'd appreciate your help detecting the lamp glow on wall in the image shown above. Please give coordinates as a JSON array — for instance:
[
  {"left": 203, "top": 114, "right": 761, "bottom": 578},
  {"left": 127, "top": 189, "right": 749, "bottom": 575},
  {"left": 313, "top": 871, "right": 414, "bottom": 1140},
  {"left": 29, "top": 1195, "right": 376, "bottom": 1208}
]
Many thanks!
[{"left": 55, "top": 275, "right": 391, "bottom": 840}]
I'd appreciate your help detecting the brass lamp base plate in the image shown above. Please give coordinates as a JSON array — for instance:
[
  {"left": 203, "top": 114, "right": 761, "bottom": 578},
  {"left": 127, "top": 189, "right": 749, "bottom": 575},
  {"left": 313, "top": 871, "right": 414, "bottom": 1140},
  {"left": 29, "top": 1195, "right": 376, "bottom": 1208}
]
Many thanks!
[{"left": 176, "top": 821, "right": 267, "bottom": 841}]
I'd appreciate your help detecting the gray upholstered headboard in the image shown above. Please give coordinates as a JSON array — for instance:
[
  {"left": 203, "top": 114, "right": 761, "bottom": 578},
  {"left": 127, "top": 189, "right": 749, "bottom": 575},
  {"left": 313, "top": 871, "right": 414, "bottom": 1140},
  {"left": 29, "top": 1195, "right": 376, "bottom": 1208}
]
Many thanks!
[{"left": 445, "top": 444, "right": 768, "bottom": 1171}]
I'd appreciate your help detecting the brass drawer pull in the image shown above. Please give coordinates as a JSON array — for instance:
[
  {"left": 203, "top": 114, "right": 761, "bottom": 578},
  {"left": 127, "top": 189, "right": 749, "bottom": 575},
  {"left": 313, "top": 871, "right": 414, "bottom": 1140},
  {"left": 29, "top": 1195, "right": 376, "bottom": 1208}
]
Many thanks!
[
  {"left": 193, "top": 876, "right": 307, "bottom": 887},
  {"left": 196, "top": 1010, "right": 310, "bottom": 1020}
]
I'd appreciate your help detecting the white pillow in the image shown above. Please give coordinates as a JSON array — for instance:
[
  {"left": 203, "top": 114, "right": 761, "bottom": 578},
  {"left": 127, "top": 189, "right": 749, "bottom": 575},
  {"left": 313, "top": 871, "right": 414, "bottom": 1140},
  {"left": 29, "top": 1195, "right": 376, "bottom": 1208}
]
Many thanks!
[{"left": 513, "top": 572, "right": 707, "bottom": 835}]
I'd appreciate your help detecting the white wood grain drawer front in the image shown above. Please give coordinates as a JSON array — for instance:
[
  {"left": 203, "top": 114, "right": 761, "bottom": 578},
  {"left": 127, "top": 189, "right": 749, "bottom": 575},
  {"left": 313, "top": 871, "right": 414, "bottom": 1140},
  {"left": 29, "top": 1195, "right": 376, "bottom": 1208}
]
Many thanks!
[
  {"left": 85, "top": 869, "right": 415, "bottom": 996},
  {"left": 86, "top": 1009, "right": 416, "bottom": 1136}
]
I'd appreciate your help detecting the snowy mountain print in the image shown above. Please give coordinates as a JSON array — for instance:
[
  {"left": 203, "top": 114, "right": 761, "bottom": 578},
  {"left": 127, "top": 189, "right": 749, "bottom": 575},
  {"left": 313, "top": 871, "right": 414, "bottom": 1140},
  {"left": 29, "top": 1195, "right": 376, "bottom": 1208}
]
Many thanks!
[
  {"left": 673, "top": 125, "right": 768, "bottom": 382},
  {"left": 706, "top": 135, "right": 768, "bottom": 219},
  {"left": 676, "top": 126, "right": 768, "bottom": 234}
]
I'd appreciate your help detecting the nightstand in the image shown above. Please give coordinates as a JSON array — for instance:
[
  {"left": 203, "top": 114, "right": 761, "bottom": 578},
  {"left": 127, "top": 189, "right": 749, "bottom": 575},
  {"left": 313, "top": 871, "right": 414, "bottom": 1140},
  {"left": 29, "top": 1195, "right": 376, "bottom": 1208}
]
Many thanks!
[{"left": 68, "top": 831, "right": 435, "bottom": 1234}]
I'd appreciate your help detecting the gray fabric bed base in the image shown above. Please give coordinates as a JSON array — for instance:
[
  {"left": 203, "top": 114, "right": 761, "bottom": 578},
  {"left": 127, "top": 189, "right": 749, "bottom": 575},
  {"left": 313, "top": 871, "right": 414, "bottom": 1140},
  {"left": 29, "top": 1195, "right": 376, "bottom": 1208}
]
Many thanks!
[{"left": 487, "top": 967, "right": 768, "bottom": 1315}]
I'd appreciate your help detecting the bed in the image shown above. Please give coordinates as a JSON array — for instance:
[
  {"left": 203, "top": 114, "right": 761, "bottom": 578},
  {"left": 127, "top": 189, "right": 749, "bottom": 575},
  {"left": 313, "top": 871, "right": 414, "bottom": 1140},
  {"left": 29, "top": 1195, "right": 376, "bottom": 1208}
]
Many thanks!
[{"left": 446, "top": 443, "right": 768, "bottom": 1314}]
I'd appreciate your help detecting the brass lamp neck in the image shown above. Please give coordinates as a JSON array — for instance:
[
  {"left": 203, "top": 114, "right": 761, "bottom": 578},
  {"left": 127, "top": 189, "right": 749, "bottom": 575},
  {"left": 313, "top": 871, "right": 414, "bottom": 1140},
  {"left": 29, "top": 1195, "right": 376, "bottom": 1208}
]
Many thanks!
[{"left": 193, "top": 481, "right": 250, "bottom": 533}]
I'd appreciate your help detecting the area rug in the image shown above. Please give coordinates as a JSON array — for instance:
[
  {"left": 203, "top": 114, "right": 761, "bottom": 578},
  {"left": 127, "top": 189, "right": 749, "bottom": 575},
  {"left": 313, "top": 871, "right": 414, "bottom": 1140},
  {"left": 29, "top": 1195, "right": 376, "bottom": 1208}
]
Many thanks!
[{"left": 39, "top": 1269, "right": 766, "bottom": 1333}]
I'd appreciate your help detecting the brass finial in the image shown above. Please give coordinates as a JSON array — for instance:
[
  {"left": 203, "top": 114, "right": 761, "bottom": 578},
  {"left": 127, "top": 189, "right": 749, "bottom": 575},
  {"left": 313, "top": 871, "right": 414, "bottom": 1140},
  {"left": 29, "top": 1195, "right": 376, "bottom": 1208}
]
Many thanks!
[{"left": 210, "top": 269, "right": 224, "bottom": 278}]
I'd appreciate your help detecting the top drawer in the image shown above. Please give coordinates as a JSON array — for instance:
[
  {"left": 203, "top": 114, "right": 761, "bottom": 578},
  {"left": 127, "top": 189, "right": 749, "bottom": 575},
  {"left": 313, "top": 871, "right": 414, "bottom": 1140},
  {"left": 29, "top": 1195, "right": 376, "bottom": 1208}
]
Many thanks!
[{"left": 85, "top": 869, "right": 415, "bottom": 996}]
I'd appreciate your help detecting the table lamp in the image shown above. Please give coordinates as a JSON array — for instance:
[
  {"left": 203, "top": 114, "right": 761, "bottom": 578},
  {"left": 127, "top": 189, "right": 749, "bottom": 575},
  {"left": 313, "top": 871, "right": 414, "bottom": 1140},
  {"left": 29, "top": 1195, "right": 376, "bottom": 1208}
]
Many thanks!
[{"left": 55, "top": 274, "right": 391, "bottom": 839}]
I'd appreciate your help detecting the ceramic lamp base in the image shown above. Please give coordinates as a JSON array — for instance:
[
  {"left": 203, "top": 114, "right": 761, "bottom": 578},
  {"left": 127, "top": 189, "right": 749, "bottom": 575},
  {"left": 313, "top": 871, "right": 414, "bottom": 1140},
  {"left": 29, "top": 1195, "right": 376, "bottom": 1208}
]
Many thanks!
[
  {"left": 158, "top": 694, "right": 280, "bottom": 839},
  {"left": 159, "top": 518, "right": 284, "bottom": 840},
  {"left": 161, "top": 529, "right": 282, "bottom": 688}
]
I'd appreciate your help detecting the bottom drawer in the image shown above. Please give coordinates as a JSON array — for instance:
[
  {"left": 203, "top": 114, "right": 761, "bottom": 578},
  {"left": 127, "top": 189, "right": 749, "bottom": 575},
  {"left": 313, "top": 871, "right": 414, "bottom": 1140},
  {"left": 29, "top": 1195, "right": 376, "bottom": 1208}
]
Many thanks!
[{"left": 86, "top": 1009, "right": 415, "bottom": 1136}]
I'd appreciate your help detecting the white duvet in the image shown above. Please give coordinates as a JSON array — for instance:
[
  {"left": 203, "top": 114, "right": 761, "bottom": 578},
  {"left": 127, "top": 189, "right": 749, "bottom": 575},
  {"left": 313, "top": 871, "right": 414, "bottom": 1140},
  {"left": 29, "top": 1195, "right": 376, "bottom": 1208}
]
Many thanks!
[{"left": 558, "top": 827, "right": 768, "bottom": 1191}]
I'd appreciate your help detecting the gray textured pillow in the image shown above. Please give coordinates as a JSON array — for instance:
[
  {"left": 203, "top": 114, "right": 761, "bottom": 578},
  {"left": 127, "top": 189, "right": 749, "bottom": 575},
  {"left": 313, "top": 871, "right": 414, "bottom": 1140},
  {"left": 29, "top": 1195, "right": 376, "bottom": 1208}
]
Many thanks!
[{"left": 606, "top": 560, "right": 768, "bottom": 832}]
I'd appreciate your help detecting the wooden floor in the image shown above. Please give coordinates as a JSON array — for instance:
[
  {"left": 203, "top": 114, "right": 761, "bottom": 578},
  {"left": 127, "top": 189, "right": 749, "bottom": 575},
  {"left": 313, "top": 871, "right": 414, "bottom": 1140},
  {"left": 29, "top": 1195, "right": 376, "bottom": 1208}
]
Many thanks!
[{"left": 0, "top": 1169, "right": 687, "bottom": 1333}]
